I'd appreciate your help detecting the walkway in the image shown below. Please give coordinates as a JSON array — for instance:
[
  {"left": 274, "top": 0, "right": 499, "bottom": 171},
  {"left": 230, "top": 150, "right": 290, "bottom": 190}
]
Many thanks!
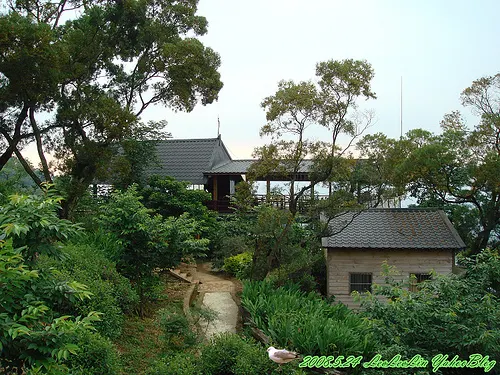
[{"left": 189, "top": 262, "right": 240, "bottom": 338}]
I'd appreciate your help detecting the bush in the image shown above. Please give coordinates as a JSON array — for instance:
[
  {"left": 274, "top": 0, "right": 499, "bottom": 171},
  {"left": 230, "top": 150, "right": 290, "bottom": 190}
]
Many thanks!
[
  {"left": 241, "top": 280, "right": 376, "bottom": 357},
  {"left": 65, "top": 330, "right": 120, "bottom": 375},
  {"left": 157, "top": 307, "right": 197, "bottom": 350},
  {"left": 223, "top": 251, "right": 252, "bottom": 279},
  {"left": 146, "top": 352, "right": 201, "bottom": 375},
  {"left": 36, "top": 242, "right": 138, "bottom": 339},
  {"left": 147, "top": 334, "right": 306, "bottom": 375},
  {"left": 201, "top": 333, "right": 305, "bottom": 375},
  {"left": 0, "top": 239, "right": 99, "bottom": 374},
  {"left": 360, "top": 252, "right": 500, "bottom": 372}
]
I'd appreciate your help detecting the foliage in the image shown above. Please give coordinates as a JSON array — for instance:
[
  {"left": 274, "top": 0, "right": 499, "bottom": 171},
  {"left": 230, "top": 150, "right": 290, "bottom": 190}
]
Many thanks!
[
  {"left": 146, "top": 351, "right": 201, "bottom": 375},
  {"left": 250, "top": 59, "right": 376, "bottom": 216},
  {"left": 97, "top": 186, "right": 209, "bottom": 314},
  {"left": 0, "top": 191, "right": 81, "bottom": 262},
  {"left": 140, "top": 175, "right": 212, "bottom": 219},
  {"left": 36, "top": 242, "right": 139, "bottom": 339},
  {"left": 241, "top": 280, "right": 375, "bottom": 357},
  {"left": 209, "top": 214, "right": 253, "bottom": 269},
  {"left": 201, "top": 333, "right": 306, "bottom": 375},
  {"left": 148, "top": 333, "right": 306, "bottom": 375},
  {"left": 64, "top": 330, "right": 120, "bottom": 375},
  {"left": 359, "top": 251, "right": 500, "bottom": 373},
  {"left": 0, "top": 0, "right": 223, "bottom": 218},
  {"left": 358, "top": 73, "right": 500, "bottom": 254},
  {"left": 157, "top": 307, "right": 197, "bottom": 350},
  {"left": 223, "top": 251, "right": 253, "bottom": 279},
  {"left": 0, "top": 157, "right": 40, "bottom": 204},
  {"left": 0, "top": 239, "right": 99, "bottom": 374}
]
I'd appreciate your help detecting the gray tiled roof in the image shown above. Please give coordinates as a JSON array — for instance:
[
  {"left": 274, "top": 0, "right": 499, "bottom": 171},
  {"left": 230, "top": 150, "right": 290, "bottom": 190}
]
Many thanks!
[
  {"left": 146, "top": 137, "right": 231, "bottom": 184},
  {"left": 206, "top": 159, "right": 315, "bottom": 175},
  {"left": 322, "top": 208, "right": 466, "bottom": 250},
  {"left": 206, "top": 159, "right": 256, "bottom": 174}
]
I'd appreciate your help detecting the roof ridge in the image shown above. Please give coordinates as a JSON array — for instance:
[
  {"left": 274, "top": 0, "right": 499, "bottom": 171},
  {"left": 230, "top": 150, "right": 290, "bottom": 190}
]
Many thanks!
[
  {"left": 154, "top": 137, "right": 219, "bottom": 143},
  {"left": 365, "top": 208, "right": 440, "bottom": 212}
]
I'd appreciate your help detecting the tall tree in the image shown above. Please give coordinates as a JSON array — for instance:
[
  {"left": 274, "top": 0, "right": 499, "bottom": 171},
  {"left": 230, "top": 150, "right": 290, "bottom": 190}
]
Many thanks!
[
  {"left": 250, "top": 59, "right": 376, "bottom": 216},
  {"left": 0, "top": 0, "right": 223, "bottom": 218},
  {"left": 248, "top": 59, "right": 376, "bottom": 280},
  {"left": 358, "top": 74, "right": 500, "bottom": 254}
]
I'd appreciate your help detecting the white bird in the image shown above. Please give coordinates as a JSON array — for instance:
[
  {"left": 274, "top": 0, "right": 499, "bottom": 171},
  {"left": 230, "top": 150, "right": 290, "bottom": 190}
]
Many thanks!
[{"left": 267, "top": 346, "right": 300, "bottom": 364}]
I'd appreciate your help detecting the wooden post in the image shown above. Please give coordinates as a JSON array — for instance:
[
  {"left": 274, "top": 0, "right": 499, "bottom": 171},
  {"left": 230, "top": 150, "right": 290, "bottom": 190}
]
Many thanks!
[
  {"left": 266, "top": 179, "right": 270, "bottom": 203},
  {"left": 213, "top": 176, "right": 218, "bottom": 210}
]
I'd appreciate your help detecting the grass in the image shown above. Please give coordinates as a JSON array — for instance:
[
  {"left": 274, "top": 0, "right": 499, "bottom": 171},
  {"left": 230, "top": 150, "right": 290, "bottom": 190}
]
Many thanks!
[{"left": 114, "top": 280, "right": 191, "bottom": 375}]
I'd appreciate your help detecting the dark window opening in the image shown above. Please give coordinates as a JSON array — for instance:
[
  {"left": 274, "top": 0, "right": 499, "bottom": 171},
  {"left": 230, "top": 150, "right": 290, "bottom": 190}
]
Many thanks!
[
  {"left": 350, "top": 273, "right": 372, "bottom": 293},
  {"left": 409, "top": 273, "right": 431, "bottom": 292}
]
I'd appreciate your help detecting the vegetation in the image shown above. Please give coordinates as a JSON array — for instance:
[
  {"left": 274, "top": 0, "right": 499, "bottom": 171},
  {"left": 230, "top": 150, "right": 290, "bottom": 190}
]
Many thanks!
[
  {"left": 1, "top": 3, "right": 499, "bottom": 368},
  {"left": 147, "top": 333, "right": 307, "bottom": 375},
  {"left": 242, "top": 280, "right": 375, "bottom": 357},
  {"left": 357, "top": 250, "right": 500, "bottom": 374},
  {"left": 97, "top": 186, "right": 209, "bottom": 315},
  {"left": 0, "top": 207, "right": 100, "bottom": 374},
  {"left": 0, "top": 0, "right": 223, "bottom": 218}
]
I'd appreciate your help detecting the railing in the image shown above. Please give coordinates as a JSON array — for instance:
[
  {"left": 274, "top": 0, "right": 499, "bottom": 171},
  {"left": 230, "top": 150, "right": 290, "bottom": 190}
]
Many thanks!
[{"left": 204, "top": 194, "right": 331, "bottom": 213}]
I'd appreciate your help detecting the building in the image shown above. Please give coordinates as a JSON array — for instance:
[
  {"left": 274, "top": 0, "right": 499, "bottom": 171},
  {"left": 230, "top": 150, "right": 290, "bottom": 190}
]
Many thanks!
[
  {"left": 147, "top": 136, "right": 400, "bottom": 212},
  {"left": 322, "top": 208, "right": 466, "bottom": 307}
]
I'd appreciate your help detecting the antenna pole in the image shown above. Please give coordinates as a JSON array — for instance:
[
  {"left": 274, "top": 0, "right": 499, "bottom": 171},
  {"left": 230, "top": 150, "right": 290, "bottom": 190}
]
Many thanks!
[
  {"left": 400, "top": 76, "right": 403, "bottom": 139},
  {"left": 217, "top": 115, "right": 220, "bottom": 137}
]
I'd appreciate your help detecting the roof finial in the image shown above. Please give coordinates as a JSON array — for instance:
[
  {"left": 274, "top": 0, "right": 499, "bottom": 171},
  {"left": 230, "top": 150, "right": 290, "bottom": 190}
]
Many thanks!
[{"left": 217, "top": 115, "right": 221, "bottom": 138}]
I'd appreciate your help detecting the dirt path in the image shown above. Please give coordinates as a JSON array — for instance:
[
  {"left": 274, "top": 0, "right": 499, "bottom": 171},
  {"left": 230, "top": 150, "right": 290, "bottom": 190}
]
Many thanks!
[{"left": 189, "top": 262, "right": 242, "bottom": 338}]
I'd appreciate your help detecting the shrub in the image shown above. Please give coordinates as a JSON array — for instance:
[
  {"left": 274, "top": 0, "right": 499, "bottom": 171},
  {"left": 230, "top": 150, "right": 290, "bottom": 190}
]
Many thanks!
[
  {"left": 0, "top": 239, "right": 99, "bottom": 374},
  {"left": 0, "top": 192, "right": 80, "bottom": 262},
  {"left": 241, "top": 280, "right": 376, "bottom": 357},
  {"left": 157, "top": 307, "right": 197, "bottom": 350},
  {"left": 97, "top": 186, "right": 209, "bottom": 315},
  {"left": 201, "top": 333, "right": 306, "bottom": 375},
  {"left": 223, "top": 251, "right": 253, "bottom": 279},
  {"left": 360, "top": 252, "right": 500, "bottom": 370},
  {"left": 36, "top": 242, "right": 138, "bottom": 339},
  {"left": 146, "top": 352, "right": 201, "bottom": 375},
  {"left": 65, "top": 330, "right": 120, "bottom": 375}
]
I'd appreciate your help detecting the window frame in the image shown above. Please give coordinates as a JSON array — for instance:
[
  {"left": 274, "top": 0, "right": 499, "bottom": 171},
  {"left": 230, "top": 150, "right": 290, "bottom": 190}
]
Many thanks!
[
  {"left": 409, "top": 272, "right": 432, "bottom": 292},
  {"left": 349, "top": 272, "right": 373, "bottom": 294}
]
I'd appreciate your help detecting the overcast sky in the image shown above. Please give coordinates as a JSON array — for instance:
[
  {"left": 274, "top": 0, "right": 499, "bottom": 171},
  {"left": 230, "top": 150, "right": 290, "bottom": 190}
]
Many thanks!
[{"left": 138, "top": 0, "right": 500, "bottom": 159}]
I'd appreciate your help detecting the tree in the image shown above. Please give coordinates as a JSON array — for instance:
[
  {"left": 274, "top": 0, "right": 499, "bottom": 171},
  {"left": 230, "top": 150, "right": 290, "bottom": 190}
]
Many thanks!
[
  {"left": 97, "top": 186, "right": 208, "bottom": 315},
  {"left": 250, "top": 59, "right": 376, "bottom": 216},
  {"left": 358, "top": 73, "right": 500, "bottom": 254},
  {"left": 0, "top": 0, "right": 223, "bottom": 218},
  {"left": 247, "top": 59, "right": 376, "bottom": 280}
]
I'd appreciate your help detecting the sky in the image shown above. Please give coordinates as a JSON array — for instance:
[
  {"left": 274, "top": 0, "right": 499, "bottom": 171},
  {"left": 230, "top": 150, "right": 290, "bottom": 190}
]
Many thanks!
[
  {"left": 21, "top": 0, "right": 500, "bottom": 163},
  {"left": 136, "top": 0, "right": 500, "bottom": 160}
]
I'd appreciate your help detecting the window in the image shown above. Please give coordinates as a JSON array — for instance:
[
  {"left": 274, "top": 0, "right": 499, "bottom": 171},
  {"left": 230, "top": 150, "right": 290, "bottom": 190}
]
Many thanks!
[
  {"left": 409, "top": 273, "right": 431, "bottom": 292},
  {"left": 350, "top": 273, "right": 372, "bottom": 293}
]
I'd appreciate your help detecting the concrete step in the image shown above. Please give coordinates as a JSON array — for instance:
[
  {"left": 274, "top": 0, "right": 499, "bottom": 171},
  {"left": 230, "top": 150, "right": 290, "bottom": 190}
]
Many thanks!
[{"left": 168, "top": 268, "right": 198, "bottom": 284}]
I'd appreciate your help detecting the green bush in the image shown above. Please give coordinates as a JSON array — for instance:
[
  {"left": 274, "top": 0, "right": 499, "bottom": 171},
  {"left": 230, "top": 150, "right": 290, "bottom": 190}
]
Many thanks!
[
  {"left": 65, "top": 330, "right": 120, "bottom": 375},
  {"left": 147, "top": 334, "right": 306, "bottom": 375},
  {"left": 201, "top": 333, "right": 305, "bottom": 375},
  {"left": 146, "top": 352, "right": 201, "bottom": 375},
  {"left": 0, "top": 239, "right": 99, "bottom": 374},
  {"left": 36, "top": 242, "right": 138, "bottom": 339},
  {"left": 223, "top": 251, "right": 253, "bottom": 279},
  {"left": 360, "top": 252, "right": 500, "bottom": 371},
  {"left": 241, "top": 280, "right": 375, "bottom": 357},
  {"left": 157, "top": 307, "right": 197, "bottom": 350}
]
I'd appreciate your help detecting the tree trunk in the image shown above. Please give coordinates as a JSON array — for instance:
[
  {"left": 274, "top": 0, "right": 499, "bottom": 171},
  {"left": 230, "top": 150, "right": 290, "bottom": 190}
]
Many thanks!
[
  {"left": 470, "top": 227, "right": 493, "bottom": 255},
  {"left": 0, "top": 105, "right": 29, "bottom": 171}
]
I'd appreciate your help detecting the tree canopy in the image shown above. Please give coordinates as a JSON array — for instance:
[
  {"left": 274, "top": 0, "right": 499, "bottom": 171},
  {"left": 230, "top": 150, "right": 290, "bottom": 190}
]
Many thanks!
[{"left": 0, "top": 0, "right": 223, "bottom": 217}]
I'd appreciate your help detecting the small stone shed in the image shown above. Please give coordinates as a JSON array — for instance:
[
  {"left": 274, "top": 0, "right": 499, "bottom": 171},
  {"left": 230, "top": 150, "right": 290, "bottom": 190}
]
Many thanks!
[{"left": 322, "top": 208, "right": 466, "bottom": 307}]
